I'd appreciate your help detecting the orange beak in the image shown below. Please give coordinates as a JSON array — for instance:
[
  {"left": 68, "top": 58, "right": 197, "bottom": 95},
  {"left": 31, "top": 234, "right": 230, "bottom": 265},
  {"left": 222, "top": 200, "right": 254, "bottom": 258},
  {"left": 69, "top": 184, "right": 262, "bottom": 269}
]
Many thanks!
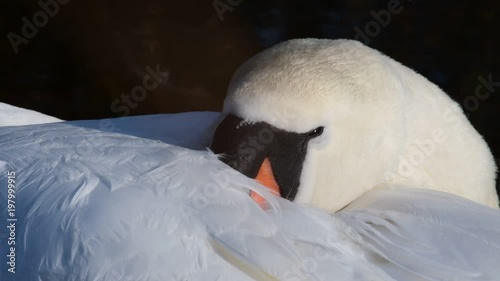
[{"left": 251, "top": 158, "right": 281, "bottom": 205}]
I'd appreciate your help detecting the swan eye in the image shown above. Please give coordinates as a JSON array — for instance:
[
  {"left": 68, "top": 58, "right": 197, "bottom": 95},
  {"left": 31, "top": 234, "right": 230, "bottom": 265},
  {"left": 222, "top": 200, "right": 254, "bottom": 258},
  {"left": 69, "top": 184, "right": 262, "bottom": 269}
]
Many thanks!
[{"left": 307, "top": 126, "right": 324, "bottom": 138}]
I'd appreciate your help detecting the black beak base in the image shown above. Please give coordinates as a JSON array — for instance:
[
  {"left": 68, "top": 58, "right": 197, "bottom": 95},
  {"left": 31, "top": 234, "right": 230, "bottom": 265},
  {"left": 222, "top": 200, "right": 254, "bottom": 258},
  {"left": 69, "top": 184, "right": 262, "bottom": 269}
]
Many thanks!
[{"left": 210, "top": 114, "right": 322, "bottom": 201}]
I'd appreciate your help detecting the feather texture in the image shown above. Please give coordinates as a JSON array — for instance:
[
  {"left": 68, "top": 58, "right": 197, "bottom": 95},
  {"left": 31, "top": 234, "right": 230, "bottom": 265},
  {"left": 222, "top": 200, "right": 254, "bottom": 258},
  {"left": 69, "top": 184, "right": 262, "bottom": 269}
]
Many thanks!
[{"left": 0, "top": 112, "right": 499, "bottom": 281}]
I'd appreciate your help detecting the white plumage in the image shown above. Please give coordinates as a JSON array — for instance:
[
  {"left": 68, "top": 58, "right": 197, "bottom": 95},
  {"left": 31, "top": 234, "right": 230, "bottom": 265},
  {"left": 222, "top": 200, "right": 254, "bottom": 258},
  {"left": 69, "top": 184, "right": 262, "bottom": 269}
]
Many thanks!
[
  {"left": 0, "top": 108, "right": 499, "bottom": 281},
  {"left": 0, "top": 103, "right": 61, "bottom": 127},
  {"left": 224, "top": 39, "right": 498, "bottom": 211}
]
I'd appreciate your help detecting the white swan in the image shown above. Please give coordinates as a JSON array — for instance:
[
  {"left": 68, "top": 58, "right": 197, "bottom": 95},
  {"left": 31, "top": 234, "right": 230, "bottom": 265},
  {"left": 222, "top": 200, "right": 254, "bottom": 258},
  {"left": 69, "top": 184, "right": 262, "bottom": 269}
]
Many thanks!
[
  {"left": 212, "top": 38, "right": 498, "bottom": 211},
  {"left": 1, "top": 112, "right": 499, "bottom": 281},
  {"left": 0, "top": 38, "right": 499, "bottom": 281}
]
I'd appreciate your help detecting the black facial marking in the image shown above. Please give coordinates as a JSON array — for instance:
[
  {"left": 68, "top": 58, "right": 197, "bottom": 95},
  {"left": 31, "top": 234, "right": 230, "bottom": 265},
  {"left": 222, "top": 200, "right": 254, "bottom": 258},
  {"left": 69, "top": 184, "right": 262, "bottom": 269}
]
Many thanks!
[{"left": 210, "top": 114, "right": 323, "bottom": 201}]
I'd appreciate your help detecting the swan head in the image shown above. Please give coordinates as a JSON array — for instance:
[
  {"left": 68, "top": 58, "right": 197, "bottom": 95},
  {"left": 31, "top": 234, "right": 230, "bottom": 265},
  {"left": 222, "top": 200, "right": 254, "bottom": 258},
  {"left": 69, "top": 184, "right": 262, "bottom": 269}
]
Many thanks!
[{"left": 211, "top": 39, "right": 411, "bottom": 212}]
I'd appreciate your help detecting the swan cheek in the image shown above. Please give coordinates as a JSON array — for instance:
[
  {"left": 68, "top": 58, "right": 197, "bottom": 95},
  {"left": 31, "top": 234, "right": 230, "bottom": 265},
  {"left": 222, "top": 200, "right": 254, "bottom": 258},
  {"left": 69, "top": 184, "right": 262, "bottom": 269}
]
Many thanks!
[{"left": 293, "top": 149, "right": 319, "bottom": 204}]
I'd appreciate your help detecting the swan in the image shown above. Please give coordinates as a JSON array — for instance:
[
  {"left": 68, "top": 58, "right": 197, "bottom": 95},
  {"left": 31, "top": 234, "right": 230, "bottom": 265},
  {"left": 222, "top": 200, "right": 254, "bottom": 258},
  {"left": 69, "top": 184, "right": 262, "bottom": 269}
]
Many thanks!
[
  {"left": 0, "top": 38, "right": 499, "bottom": 281},
  {"left": 1, "top": 112, "right": 499, "bottom": 281},
  {"left": 211, "top": 38, "right": 499, "bottom": 211}
]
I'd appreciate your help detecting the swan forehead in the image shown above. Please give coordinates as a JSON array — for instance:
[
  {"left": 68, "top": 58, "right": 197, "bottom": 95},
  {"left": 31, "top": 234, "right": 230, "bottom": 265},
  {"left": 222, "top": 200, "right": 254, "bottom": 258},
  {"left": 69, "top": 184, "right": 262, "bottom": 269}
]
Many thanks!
[{"left": 223, "top": 39, "right": 394, "bottom": 132}]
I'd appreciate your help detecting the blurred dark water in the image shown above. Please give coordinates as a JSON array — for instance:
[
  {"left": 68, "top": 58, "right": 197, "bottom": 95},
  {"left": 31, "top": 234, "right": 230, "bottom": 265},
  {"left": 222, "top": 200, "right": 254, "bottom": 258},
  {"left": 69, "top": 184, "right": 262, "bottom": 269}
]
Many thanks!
[{"left": 1, "top": 0, "right": 499, "bottom": 192}]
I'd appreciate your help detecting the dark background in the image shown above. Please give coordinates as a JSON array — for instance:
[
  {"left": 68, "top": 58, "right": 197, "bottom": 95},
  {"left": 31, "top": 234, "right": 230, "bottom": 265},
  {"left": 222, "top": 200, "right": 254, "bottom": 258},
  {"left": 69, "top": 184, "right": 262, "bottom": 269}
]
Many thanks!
[{"left": 1, "top": 0, "right": 499, "bottom": 192}]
